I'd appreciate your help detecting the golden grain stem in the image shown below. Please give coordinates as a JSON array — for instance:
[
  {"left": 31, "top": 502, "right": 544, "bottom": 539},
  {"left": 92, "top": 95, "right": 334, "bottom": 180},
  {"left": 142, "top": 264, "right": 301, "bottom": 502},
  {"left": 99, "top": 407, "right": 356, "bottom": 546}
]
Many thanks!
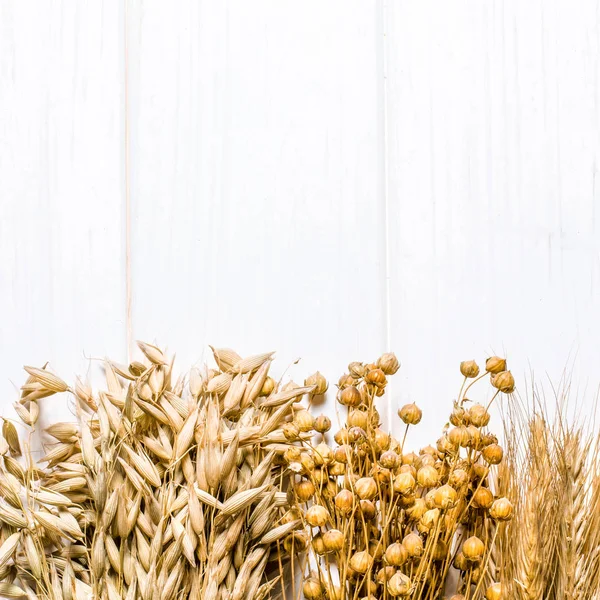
[{"left": 461, "top": 372, "right": 488, "bottom": 403}]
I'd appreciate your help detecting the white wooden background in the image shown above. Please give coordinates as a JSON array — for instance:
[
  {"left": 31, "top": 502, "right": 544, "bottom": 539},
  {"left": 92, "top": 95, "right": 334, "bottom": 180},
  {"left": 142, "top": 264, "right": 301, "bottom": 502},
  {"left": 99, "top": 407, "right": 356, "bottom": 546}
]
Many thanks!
[{"left": 1, "top": 1, "right": 599, "bottom": 441}]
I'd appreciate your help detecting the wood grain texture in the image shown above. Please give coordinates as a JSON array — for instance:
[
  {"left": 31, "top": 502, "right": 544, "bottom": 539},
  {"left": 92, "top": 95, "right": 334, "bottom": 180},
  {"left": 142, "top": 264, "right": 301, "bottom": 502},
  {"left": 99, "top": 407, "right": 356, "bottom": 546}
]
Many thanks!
[
  {"left": 126, "top": 0, "right": 388, "bottom": 420},
  {"left": 2, "top": 1, "right": 600, "bottom": 441},
  {"left": 0, "top": 2, "right": 127, "bottom": 427},
  {"left": 386, "top": 0, "right": 600, "bottom": 439}
]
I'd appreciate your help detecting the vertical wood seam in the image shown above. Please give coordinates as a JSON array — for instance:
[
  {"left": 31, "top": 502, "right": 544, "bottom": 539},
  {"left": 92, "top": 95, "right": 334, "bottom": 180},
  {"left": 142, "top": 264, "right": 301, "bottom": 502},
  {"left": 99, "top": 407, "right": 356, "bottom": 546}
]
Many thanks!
[
  {"left": 124, "top": 0, "right": 132, "bottom": 361},
  {"left": 378, "top": 0, "right": 392, "bottom": 427}
]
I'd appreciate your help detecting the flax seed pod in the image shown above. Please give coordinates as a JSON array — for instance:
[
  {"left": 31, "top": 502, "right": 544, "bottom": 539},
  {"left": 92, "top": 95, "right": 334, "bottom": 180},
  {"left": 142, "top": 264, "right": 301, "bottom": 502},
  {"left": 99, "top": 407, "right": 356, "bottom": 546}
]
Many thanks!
[
  {"left": 385, "top": 543, "right": 408, "bottom": 567},
  {"left": 303, "top": 578, "right": 324, "bottom": 599},
  {"left": 472, "top": 487, "right": 494, "bottom": 509},
  {"left": 485, "top": 356, "right": 506, "bottom": 374},
  {"left": 377, "top": 352, "right": 400, "bottom": 375},
  {"left": 387, "top": 572, "right": 411, "bottom": 596},
  {"left": 323, "top": 529, "right": 344, "bottom": 553},
  {"left": 305, "top": 505, "right": 329, "bottom": 527},
  {"left": 339, "top": 386, "right": 362, "bottom": 407},
  {"left": 295, "top": 479, "right": 315, "bottom": 502},
  {"left": 355, "top": 477, "right": 377, "bottom": 500},
  {"left": 482, "top": 443, "right": 503, "bottom": 465},
  {"left": 335, "top": 490, "right": 354, "bottom": 516},
  {"left": 485, "top": 583, "right": 503, "bottom": 600},
  {"left": 398, "top": 403, "right": 422, "bottom": 425},
  {"left": 417, "top": 465, "right": 439, "bottom": 488},
  {"left": 305, "top": 372, "right": 328, "bottom": 396},
  {"left": 350, "top": 551, "right": 372, "bottom": 574},
  {"left": 403, "top": 533, "right": 424, "bottom": 558},
  {"left": 490, "top": 497, "right": 513, "bottom": 521},
  {"left": 460, "top": 360, "right": 480, "bottom": 378},
  {"left": 463, "top": 536, "right": 485, "bottom": 562},
  {"left": 468, "top": 404, "right": 490, "bottom": 428},
  {"left": 491, "top": 370, "right": 515, "bottom": 393}
]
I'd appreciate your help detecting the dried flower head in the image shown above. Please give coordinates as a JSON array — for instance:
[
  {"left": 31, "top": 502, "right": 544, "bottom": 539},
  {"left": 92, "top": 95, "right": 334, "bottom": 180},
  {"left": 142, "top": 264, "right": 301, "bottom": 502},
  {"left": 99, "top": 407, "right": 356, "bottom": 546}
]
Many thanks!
[
  {"left": 485, "top": 356, "right": 507, "bottom": 374},
  {"left": 460, "top": 360, "right": 480, "bottom": 378},
  {"left": 398, "top": 403, "right": 423, "bottom": 425}
]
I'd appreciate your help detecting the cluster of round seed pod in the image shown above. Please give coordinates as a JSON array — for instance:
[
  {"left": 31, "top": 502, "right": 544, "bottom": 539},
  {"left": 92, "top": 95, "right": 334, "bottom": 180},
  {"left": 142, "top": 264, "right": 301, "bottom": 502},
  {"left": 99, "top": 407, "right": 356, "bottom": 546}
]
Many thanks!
[{"left": 287, "top": 355, "right": 513, "bottom": 600}]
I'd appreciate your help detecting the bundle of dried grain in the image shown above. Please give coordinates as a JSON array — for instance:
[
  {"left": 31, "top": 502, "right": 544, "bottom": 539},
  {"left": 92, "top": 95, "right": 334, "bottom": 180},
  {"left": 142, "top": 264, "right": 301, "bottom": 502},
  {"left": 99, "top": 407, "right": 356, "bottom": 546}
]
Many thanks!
[
  {"left": 498, "top": 391, "right": 600, "bottom": 600},
  {"left": 0, "top": 343, "right": 310, "bottom": 600},
  {"left": 285, "top": 355, "right": 515, "bottom": 599}
]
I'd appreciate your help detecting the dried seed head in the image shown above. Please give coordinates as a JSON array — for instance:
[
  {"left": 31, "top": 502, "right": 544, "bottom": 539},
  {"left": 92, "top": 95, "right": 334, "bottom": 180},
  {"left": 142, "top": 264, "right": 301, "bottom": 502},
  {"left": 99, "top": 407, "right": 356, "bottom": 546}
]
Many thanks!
[
  {"left": 454, "top": 552, "right": 469, "bottom": 571},
  {"left": 485, "top": 582, "right": 503, "bottom": 600},
  {"left": 329, "top": 461, "right": 345, "bottom": 476},
  {"left": 374, "top": 429, "right": 391, "bottom": 452},
  {"left": 468, "top": 403, "right": 490, "bottom": 428},
  {"left": 348, "top": 362, "right": 367, "bottom": 378},
  {"left": 338, "top": 373, "right": 355, "bottom": 389},
  {"left": 472, "top": 487, "right": 494, "bottom": 509},
  {"left": 305, "top": 505, "right": 330, "bottom": 527},
  {"left": 379, "top": 450, "right": 399, "bottom": 469},
  {"left": 463, "top": 536, "right": 485, "bottom": 561},
  {"left": 284, "top": 530, "right": 308, "bottom": 553},
  {"left": 305, "top": 372, "right": 328, "bottom": 395},
  {"left": 300, "top": 452, "right": 316, "bottom": 472},
  {"left": 295, "top": 480, "right": 315, "bottom": 502},
  {"left": 359, "top": 500, "right": 377, "bottom": 520},
  {"left": 393, "top": 472, "right": 416, "bottom": 495},
  {"left": 433, "top": 539, "right": 448, "bottom": 560},
  {"left": 450, "top": 404, "right": 467, "bottom": 426},
  {"left": 387, "top": 572, "right": 411, "bottom": 596},
  {"left": 398, "top": 403, "right": 422, "bottom": 425},
  {"left": 349, "top": 550, "right": 373, "bottom": 574},
  {"left": 322, "top": 529, "right": 344, "bottom": 552},
  {"left": 376, "top": 352, "right": 400, "bottom": 375},
  {"left": 436, "top": 435, "right": 456, "bottom": 455},
  {"left": 416, "top": 465, "right": 439, "bottom": 488},
  {"left": 365, "top": 368, "right": 386, "bottom": 386},
  {"left": 348, "top": 409, "right": 369, "bottom": 429},
  {"left": 376, "top": 566, "right": 396, "bottom": 584},
  {"left": 259, "top": 376, "right": 275, "bottom": 397},
  {"left": 434, "top": 484, "right": 458, "bottom": 509},
  {"left": 355, "top": 477, "right": 378, "bottom": 500},
  {"left": 485, "top": 356, "right": 507, "bottom": 374},
  {"left": 385, "top": 542, "right": 408, "bottom": 566},
  {"left": 482, "top": 443, "right": 503, "bottom": 465},
  {"left": 419, "top": 508, "right": 440, "bottom": 531},
  {"left": 490, "top": 497, "right": 513, "bottom": 521},
  {"left": 313, "top": 443, "right": 333, "bottom": 466},
  {"left": 311, "top": 534, "right": 326, "bottom": 555},
  {"left": 339, "top": 386, "right": 362, "bottom": 407},
  {"left": 471, "top": 463, "right": 490, "bottom": 481},
  {"left": 294, "top": 410, "right": 315, "bottom": 433},
  {"left": 314, "top": 415, "right": 331, "bottom": 434},
  {"left": 333, "top": 445, "right": 351, "bottom": 463},
  {"left": 460, "top": 360, "right": 480, "bottom": 378},
  {"left": 466, "top": 425, "right": 483, "bottom": 449},
  {"left": 348, "top": 427, "right": 366, "bottom": 443},
  {"left": 448, "top": 468, "right": 469, "bottom": 488},
  {"left": 402, "top": 533, "right": 424, "bottom": 557},
  {"left": 2, "top": 420, "right": 21, "bottom": 456},
  {"left": 24, "top": 366, "right": 69, "bottom": 393},
  {"left": 303, "top": 578, "right": 324, "bottom": 599},
  {"left": 335, "top": 489, "right": 354, "bottom": 515},
  {"left": 283, "top": 422, "right": 301, "bottom": 441},
  {"left": 491, "top": 370, "right": 515, "bottom": 394}
]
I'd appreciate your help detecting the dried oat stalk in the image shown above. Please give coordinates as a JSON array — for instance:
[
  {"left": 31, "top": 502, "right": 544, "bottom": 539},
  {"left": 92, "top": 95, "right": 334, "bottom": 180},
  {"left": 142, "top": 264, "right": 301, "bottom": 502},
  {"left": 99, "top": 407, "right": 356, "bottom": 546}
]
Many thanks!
[{"left": 0, "top": 343, "right": 308, "bottom": 600}]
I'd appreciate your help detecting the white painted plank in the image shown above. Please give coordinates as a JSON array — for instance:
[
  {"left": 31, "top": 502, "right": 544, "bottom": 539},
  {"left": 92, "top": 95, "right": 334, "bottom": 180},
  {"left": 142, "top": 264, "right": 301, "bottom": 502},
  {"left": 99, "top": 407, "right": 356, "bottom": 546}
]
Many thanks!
[
  {"left": 0, "top": 2, "right": 126, "bottom": 429},
  {"left": 127, "top": 1, "right": 387, "bottom": 420},
  {"left": 386, "top": 0, "right": 600, "bottom": 440}
]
